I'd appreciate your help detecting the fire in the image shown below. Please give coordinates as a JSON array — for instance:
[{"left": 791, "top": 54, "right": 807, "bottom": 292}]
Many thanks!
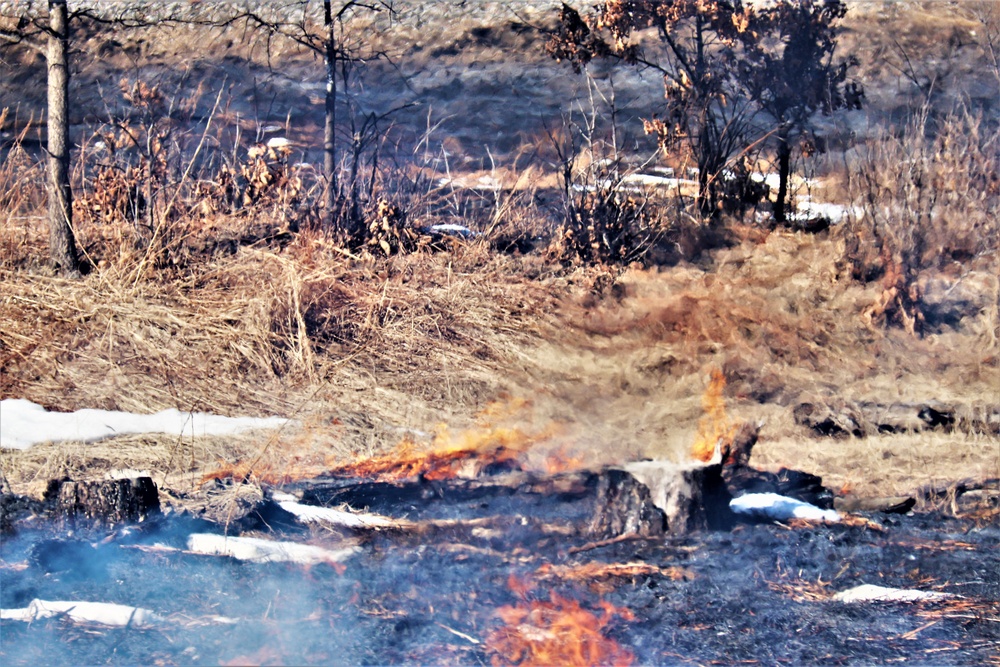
[
  {"left": 328, "top": 424, "right": 537, "bottom": 482},
  {"left": 329, "top": 397, "right": 562, "bottom": 482},
  {"left": 690, "top": 368, "right": 737, "bottom": 462},
  {"left": 203, "top": 398, "right": 584, "bottom": 485},
  {"left": 537, "top": 444, "right": 587, "bottom": 475},
  {"left": 486, "top": 575, "right": 635, "bottom": 667}
]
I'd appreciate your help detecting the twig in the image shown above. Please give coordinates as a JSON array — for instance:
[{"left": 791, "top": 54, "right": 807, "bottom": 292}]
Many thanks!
[
  {"left": 435, "top": 622, "right": 481, "bottom": 645},
  {"left": 897, "top": 620, "right": 938, "bottom": 641},
  {"left": 567, "top": 533, "right": 648, "bottom": 554}
]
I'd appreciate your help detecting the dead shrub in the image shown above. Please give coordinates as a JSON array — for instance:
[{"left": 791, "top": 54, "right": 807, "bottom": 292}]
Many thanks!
[
  {"left": 841, "top": 107, "right": 1000, "bottom": 336},
  {"left": 548, "top": 186, "right": 661, "bottom": 267},
  {"left": 362, "top": 198, "right": 419, "bottom": 256}
]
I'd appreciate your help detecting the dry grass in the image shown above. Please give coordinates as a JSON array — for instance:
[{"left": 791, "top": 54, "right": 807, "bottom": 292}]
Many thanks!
[
  {"left": 3, "top": 202, "right": 998, "bottom": 503},
  {"left": 2, "top": 2, "right": 999, "bottom": 513}
]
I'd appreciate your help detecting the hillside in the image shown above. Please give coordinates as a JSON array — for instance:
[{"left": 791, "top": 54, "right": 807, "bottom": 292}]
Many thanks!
[{"left": 1, "top": 0, "right": 998, "bottom": 510}]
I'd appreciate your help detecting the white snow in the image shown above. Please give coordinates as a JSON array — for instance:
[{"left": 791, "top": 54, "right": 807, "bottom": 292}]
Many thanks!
[
  {"left": 272, "top": 492, "right": 403, "bottom": 529},
  {"left": 750, "top": 172, "right": 782, "bottom": 190},
  {"left": 792, "top": 201, "right": 861, "bottom": 224},
  {"left": 729, "top": 492, "right": 841, "bottom": 523},
  {"left": 186, "top": 533, "right": 360, "bottom": 565},
  {"left": 427, "top": 223, "right": 480, "bottom": 238},
  {"left": 832, "top": 584, "right": 956, "bottom": 604},
  {"left": 0, "top": 399, "right": 290, "bottom": 450},
  {"left": 0, "top": 599, "right": 163, "bottom": 628},
  {"left": 621, "top": 173, "right": 698, "bottom": 189}
]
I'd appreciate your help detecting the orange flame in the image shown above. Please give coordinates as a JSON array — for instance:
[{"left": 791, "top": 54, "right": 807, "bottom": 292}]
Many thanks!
[
  {"left": 328, "top": 424, "right": 537, "bottom": 482},
  {"left": 690, "top": 368, "right": 737, "bottom": 462},
  {"left": 329, "top": 396, "right": 565, "bottom": 483},
  {"left": 537, "top": 444, "right": 587, "bottom": 475},
  {"left": 486, "top": 575, "right": 634, "bottom": 667}
]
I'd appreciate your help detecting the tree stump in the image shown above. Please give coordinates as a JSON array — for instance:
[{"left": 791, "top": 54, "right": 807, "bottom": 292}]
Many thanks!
[
  {"left": 620, "top": 460, "right": 734, "bottom": 533},
  {"left": 45, "top": 477, "right": 160, "bottom": 526}
]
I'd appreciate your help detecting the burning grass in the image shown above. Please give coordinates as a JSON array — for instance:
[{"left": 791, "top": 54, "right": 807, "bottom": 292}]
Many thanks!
[{"left": 486, "top": 575, "right": 636, "bottom": 667}]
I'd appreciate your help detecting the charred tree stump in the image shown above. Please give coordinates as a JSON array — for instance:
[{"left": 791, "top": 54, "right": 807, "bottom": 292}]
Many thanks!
[
  {"left": 622, "top": 461, "right": 734, "bottom": 533},
  {"left": 588, "top": 469, "right": 666, "bottom": 538},
  {"left": 290, "top": 463, "right": 735, "bottom": 540},
  {"left": 45, "top": 477, "right": 160, "bottom": 526}
]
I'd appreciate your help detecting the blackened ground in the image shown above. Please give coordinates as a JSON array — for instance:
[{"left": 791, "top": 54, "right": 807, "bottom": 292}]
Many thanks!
[{"left": 1, "top": 506, "right": 998, "bottom": 665}]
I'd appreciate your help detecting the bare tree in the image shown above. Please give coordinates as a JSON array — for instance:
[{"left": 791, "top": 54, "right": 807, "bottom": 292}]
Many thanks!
[
  {"left": 738, "top": 0, "right": 861, "bottom": 225},
  {"left": 2, "top": 0, "right": 79, "bottom": 274},
  {"left": 233, "top": 0, "right": 397, "bottom": 235},
  {"left": 1, "top": 1, "right": 192, "bottom": 274},
  {"left": 547, "top": 0, "right": 761, "bottom": 219},
  {"left": 546, "top": 0, "right": 857, "bottom": 223}
]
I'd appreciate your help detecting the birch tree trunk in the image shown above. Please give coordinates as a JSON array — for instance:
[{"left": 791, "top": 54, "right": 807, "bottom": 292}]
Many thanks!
[
  {"left": 323, "top": 0, "right": 339, "bottom": 232},
  {"left": 46, "top": 0, "right": 79, "bottom": 275}
]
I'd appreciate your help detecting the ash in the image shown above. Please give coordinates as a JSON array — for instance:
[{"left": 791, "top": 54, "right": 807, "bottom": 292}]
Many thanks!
[{"left": 1, "top": 502, "right": 998, "bottom": 665}]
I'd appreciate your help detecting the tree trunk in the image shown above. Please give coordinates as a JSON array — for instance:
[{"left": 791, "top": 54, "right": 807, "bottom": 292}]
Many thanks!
[
  {"left": 697, "top": 160, "right": 714, "bottom": 219},
  {"left": 774, "top": 124, "right": 791, "bottom": 225},
  {"left": 323, "top": 0, "right": 338, "bottom": 233},
  {"left": 46, "top": 0, "right": 79, "bottom": 275}
]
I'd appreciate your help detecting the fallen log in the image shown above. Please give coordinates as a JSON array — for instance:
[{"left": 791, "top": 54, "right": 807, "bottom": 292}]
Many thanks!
[
  {"left": 794, "top": 401, "right": 1000, "bottom": 438},
  {"left": 185, "top": 533, "right": 361, "bottom": 565},
  {"left": 0, "top": 599, "right": 164, "bottom": 628}
]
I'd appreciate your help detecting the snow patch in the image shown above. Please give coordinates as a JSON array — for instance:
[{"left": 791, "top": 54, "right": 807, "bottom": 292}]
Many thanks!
[
  {"left": 832, "top": 584, "right": 956, "bottom": 604},
  {"left": 0, "top": 399, "right": 289, "bottom": 450},
  {"left": 730, "top": 492, "right": 841, "bottom": 523}
]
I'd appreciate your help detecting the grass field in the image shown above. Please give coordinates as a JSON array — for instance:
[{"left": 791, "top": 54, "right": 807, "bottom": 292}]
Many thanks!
[{"left": 1, "top": 1, "right": 998, "bottom": 514}]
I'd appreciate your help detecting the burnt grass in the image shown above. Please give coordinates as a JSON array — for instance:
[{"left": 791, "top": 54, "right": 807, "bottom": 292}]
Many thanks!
[{"left": 1, "top": 494, "right": 999, "bottom": 665}]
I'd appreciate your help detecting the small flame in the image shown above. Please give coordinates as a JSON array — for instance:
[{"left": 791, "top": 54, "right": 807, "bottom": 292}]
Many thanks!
[
  {"left": 538, "top": 444, "right": 587, "bottom": 475},
  {"left": 486, "top": 575, "right": 634, "bottom": 667},
  {"left": 329, "top": 424, "right": 536, "bottom": 482},
  {"left": 690, "top": 368, "right": 737, "bottom": 462},
  {"left": 329, "top": 398, "right": 560, "bottom": 482}
]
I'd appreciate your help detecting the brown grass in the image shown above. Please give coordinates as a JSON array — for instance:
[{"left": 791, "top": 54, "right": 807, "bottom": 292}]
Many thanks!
[
  {"left": 4, "top": 199, "right": 997, "bottom": 503},
  {"left": 2, "top": 3, "right": 999, "bottom": 512}
]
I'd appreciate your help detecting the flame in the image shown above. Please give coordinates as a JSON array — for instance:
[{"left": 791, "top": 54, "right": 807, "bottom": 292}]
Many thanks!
[
  {"left": 200, "top": 414, "right": 342, "bottom": 485},
  {"left": 203, "top": 398, "right": 581, "bottom": 485},
  {"left": 329, "top": 397, "right": 562, "bottom": 482},
  {"left": 486, "top": 575, "right": 634, "bottom": 667},
  {"left": 537, "top": 444, "right": 587, "bottom": 475},
  {"left": 690, "top": 368, "right": 737, "bottom": 462},
  {"left": 328, "top": 424, "right": 536, "bottom": 482}
]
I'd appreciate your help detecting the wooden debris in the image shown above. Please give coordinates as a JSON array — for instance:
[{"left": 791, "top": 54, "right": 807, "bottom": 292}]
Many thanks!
[
  {"left": 535, "top": 561, "right": 694, "bottom": 583},
  {"left": 271, "top": 492, "right": 410, "bottom": 530},
  {"left": 835, "top": 495, "right": 915, "bottom": 514},
  {"left": 0, "top": 599, "right": 164, "bottom": 628},
  {"left": 794, "top": 400, "right": 1000, "bottom": 438},
  {"left": 832, "top": 584, "right": 957, "bottom": 604},
  {"left": 186, "top": 533, "right": 360, "bottom": 565}
]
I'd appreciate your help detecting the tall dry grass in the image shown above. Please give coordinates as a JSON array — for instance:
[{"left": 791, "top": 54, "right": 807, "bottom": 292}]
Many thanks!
[{"left": 840, "top": 107, "right": 1000, "bottom": 340}]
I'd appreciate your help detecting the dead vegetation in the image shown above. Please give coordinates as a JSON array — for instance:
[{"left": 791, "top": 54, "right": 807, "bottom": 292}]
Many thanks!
[{"left": 1, "top": 1, "right": 998, "bottom": 515}]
